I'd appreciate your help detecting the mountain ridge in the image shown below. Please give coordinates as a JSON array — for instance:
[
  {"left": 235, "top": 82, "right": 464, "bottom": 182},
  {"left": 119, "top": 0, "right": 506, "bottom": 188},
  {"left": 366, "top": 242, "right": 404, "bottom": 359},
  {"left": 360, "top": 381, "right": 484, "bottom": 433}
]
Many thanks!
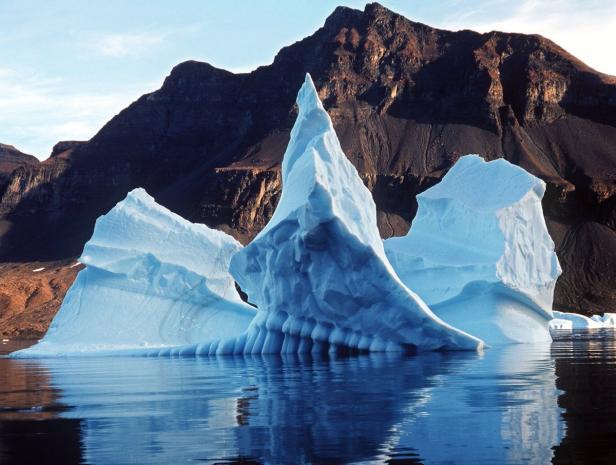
[{"left": 0, "top": 2, "right": 615, "bottom": 336}]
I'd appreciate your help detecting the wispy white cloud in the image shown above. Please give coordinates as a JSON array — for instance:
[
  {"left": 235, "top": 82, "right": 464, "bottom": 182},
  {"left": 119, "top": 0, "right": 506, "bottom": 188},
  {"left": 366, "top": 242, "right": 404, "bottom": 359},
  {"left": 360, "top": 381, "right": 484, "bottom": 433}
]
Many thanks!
[
  {"left": 95, "top": 32, "right": 166, "bottom": 57},
  {"left": 0, "top": 66, "right": 160, "bottom": 158},
  {"left": 436, "top": 0, "right": 616, "bottom": 75},
  {"left": 0, "top": 23, "right": 203, "bottom": 158}
]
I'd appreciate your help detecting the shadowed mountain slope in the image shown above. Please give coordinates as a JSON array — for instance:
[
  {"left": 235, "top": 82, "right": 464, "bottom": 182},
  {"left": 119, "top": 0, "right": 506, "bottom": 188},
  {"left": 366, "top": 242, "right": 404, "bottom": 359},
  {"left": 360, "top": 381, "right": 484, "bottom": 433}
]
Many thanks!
[{"left": 0, "top": 144, "right": 38, "bottom": 197}]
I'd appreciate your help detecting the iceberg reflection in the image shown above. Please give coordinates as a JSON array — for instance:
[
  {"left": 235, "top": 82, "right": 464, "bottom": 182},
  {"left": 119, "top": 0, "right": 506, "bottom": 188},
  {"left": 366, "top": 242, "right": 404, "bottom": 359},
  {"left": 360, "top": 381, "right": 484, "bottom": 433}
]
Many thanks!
[
  {"left": 7, "top": 345, "right": 560, "bottom": 464},
  {"left": 396, "top": 343, "right": 563, "bottom": 465}
]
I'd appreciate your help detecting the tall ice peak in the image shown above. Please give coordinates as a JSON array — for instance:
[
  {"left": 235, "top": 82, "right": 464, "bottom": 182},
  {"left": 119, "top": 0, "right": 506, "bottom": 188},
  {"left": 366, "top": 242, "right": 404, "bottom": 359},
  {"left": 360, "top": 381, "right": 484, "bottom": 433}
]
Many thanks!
[
  {"left": 231, "top": 73, "right": 483, "bottom": 353},
  {"left": 281, "top": 73, "right": 330, "bottom": 181}
]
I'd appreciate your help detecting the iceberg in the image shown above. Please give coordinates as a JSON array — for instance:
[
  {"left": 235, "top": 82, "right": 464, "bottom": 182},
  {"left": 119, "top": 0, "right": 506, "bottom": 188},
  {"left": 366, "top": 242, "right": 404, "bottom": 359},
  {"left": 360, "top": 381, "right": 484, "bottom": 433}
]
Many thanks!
[
  {"left": 228, "top": 74, "right": 483, "bottom": 353},
  {"left": 12, "top": 188, "right": 256, "bottom": 357},
  {"left": 13, "top": 74, "right": 488, "bottom": 358},
  {"left": 385, "top": 155, "right": 562, "bottom": 345}
]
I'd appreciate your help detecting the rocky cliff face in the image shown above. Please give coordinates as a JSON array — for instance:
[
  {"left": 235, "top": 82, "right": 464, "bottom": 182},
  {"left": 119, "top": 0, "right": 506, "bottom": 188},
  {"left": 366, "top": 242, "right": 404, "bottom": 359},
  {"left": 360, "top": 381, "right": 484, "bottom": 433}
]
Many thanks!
[
  {"left": 0, "top": 144, "right": 39, "bottom": 199},
  {"left": 1, "top": 2, "right": 615, "bottom": 324}
]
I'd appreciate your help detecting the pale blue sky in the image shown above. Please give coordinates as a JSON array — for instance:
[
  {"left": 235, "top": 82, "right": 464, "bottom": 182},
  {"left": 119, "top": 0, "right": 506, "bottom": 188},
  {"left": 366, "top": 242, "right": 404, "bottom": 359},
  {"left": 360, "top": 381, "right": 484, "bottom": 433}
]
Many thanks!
[{"left": 1, "top": 0, "right": 614, "bottom": 159}]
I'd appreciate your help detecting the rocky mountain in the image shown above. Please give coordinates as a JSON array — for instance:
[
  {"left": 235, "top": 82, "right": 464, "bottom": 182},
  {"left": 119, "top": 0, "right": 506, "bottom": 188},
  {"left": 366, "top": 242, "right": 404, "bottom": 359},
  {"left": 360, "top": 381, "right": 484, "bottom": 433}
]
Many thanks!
[
  {"left": 0, "top": 143, "right": 38, "bottom": 197},
  {"left": 0, "top": 2, "right": 615, "bottom": 335}
]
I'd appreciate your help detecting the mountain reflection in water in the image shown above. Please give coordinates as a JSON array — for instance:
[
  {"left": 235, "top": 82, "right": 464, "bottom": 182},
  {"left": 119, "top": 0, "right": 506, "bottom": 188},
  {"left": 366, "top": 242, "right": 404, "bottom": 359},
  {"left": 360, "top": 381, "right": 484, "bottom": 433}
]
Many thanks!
[{"left": 1, "top": 332, "right": 615, "bottom": 465}]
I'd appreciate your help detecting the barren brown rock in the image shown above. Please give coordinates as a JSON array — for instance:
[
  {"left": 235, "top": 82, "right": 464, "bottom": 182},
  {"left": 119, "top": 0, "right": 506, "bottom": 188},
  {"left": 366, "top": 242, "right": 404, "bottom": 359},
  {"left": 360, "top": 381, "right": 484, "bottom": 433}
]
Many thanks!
[{"left": 0, "top": 261, "right": 81, "bottom": 338}]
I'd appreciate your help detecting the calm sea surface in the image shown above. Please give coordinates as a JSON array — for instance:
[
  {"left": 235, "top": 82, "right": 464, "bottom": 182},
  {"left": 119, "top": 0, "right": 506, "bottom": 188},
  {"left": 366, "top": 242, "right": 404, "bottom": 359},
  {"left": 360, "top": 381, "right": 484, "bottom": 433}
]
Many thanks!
[{"left": 1, "top": 332, "right": 615, "bottom": 465}]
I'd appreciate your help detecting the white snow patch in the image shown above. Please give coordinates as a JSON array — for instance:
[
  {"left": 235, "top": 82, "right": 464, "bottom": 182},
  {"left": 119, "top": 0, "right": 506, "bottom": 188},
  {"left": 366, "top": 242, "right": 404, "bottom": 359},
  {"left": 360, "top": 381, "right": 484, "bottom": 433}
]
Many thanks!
[{"left": 32, "top": 267, "right": 45, "bottom": 272}]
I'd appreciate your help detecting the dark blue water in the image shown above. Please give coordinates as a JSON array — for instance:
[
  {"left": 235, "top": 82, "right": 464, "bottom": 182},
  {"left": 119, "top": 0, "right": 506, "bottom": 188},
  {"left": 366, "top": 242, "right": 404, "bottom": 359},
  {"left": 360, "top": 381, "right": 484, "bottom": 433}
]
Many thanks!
[{"left": 1, "top": 332, "right": 615, "bottom": 465}]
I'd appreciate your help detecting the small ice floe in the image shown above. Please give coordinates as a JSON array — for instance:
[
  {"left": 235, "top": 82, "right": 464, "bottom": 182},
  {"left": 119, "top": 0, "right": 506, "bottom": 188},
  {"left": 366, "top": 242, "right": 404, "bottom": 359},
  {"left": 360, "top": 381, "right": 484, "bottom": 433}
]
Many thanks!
[
  {"left": 32, "top": 267, "right": 45, "bottom": 272},
  {"left": 591, "top": 313, "right": 616, "bottom": 327},
  {"left": 551, "top": 311, "right": 616, "bottom": 330}
]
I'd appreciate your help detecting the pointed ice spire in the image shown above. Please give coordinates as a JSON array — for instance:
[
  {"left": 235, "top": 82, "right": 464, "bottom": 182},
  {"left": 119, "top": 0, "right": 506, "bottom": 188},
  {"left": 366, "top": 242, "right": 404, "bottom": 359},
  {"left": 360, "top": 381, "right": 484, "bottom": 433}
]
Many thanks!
[
  {"left": 281, "top": 74, "right": 332, "bottom": 181},
  {"left": 259, "top": 74, "right": 387, "bottom": 260}
]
